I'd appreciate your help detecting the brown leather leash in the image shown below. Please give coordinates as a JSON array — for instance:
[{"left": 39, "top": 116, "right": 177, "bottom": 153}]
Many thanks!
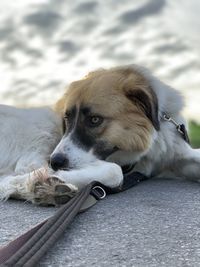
[{"left": 0, "top": 171, "right": 148, "bottom": 267}]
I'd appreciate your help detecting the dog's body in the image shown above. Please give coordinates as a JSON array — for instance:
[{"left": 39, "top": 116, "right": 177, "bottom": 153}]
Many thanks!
[{"left": 0, "top": 65, "right": 199, "bottom": 205}]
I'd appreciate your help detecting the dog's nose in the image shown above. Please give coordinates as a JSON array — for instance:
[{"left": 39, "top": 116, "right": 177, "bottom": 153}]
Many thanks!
[{"left": 50, "top": 153, "right": 69, "bottom": 171}]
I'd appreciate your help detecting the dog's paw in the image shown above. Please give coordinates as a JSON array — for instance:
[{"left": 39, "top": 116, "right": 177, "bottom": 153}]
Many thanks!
[{"left": 31, "top": 176, "right": 78, "bottom": 206}]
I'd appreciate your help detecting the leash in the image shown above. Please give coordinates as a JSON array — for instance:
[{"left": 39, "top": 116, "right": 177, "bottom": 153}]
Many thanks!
[{"left": 0, "top": 171, "right": 148, "bottom": 267}]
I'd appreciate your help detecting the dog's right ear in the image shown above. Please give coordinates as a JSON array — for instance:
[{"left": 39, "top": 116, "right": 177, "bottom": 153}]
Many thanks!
[
  {"left": 125, "top": 88, "right": 160, "bottom": 131},
  {"left": 54, "top": 96, "right": 67, "bottom": 133},
  {"left": 54, "top": 97, "right": 66, "bottom": 115}
]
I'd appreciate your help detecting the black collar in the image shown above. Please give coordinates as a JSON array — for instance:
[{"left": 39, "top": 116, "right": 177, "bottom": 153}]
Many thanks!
[{"left": 121, "top": 163, "right": 136, "bottom": 175}]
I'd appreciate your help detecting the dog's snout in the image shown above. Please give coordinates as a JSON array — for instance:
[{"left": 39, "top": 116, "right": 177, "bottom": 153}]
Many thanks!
[{"left": 50, "top": 153, "right": 69, "bottom": 171}]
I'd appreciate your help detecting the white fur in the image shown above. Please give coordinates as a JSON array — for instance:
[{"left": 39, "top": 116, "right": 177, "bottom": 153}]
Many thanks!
[
  {"left": 52, "top": 133, "right": 97, "bottom": 169},
  {"left": 0, "top": 65, "right": 199, "bottom": 204},
  {"left": 0, "top": 105, "right": 62, "bottom": 201},
  {"left": 53, "top": 161, "right": 123, "bottom": 189},
  {"left": 0, "top": 106, "right": 123, "bottom": 201}
]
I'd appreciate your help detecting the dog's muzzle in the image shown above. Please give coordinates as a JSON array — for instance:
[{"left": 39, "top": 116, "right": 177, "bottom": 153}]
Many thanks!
[{"left": 50, "top": 153, "right": 69, "bottom": 171}]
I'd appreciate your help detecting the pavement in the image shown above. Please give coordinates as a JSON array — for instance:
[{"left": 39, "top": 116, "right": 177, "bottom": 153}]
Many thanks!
[{"left": 1, "top": 178, "right": 200, "bottom": 267}]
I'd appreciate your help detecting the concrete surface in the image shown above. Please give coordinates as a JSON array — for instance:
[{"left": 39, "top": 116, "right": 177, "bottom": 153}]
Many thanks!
[{"left": 1, "top": 178, "right": 200, "bottom": 267}]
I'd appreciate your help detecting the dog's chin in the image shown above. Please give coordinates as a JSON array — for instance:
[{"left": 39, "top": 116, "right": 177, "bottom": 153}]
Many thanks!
[{"left": 106, "top": 150, "right": 145, "bottom": 167}]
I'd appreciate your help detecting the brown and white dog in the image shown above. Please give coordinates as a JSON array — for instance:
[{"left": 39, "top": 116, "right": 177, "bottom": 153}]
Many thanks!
[{"left": 0, "top": 65, "right": 199, "bottom": 205}]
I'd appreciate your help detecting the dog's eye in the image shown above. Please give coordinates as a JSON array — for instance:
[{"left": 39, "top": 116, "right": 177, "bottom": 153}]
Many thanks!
[{"left": 87, "top": 116, "right": 103, "bottom": 127}]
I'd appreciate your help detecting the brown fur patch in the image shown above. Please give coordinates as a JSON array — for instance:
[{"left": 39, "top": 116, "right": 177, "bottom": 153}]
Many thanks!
[{"left": 55, "top": 67, "right": 159, "bottom": 152}]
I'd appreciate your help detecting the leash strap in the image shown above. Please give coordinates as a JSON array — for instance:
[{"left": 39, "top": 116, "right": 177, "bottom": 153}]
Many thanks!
[
  {"left": 0, "top": 172, "right": 148, "bottom": 267},
  {"left": 0, "top": 183, "right": 98, "bottom": 267}
]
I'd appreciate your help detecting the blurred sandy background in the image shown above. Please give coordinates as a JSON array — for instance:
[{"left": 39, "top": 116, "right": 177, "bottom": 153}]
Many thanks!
[{"left": 0, "top": 0, "right": 199, "bottom": 122}]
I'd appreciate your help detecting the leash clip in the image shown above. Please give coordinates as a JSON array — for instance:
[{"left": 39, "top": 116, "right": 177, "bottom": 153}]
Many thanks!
[
  {"left": 91, "top": 186, "right": 106, "bottom": 200},
  {"left": 163, "top": 113, "right": 190, "bottom": 144},
  {"left": 163, "top": 114, "right": 183, "bottom": 133},
  {"left": 163, "top": 114, "right": 179, "bottom": 127}
]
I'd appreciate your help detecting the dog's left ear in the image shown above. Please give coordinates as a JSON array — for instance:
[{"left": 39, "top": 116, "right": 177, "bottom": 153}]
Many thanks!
[{"left": 125, "top": 88, "right": 160, "bottom": 131}]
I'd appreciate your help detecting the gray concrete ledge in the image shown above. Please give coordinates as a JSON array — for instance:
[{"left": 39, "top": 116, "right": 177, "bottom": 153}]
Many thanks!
[{"left": 1, "top": 178, "right": 200, "bottom": 267}]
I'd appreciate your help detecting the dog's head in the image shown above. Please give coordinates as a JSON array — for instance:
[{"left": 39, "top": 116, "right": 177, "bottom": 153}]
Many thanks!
[{"left": 50, "top": 66, "right": 160, "bottom": 171}]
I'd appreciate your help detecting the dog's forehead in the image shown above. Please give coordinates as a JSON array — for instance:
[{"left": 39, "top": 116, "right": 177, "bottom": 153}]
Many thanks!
[{"left": 64, "top": 68, "right": 150, "bottom": 115}]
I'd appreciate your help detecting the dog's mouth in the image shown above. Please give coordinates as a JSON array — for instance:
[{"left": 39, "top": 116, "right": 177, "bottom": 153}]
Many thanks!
[
  {"left": 93, "top": 144, "right": 138, "bottom": 174},
  {"left": 93, "top": 143, "right": 119, "bottom": 161}
]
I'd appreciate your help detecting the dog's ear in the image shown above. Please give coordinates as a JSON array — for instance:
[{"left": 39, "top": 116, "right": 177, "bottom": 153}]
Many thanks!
[
  {"left": 54, "top": 97, "right": 67, "bottom": 134},
  {"left": 54, "top": 96, "right": 66, "bottom": 115},
  {"left": 125, "top": 88, "right": 160, "bottom": 130}
]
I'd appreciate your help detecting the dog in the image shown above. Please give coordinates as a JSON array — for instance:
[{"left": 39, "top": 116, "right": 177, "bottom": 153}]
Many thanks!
[{"left": 0, "top": 65, "right": 199, "bottom": 205}]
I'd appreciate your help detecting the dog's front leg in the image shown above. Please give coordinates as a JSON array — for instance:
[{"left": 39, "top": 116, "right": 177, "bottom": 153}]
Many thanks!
[
  {"left": 0, "top": 169, "right": 77, "bottom": 205},
  {"left": 54, "top": 160, "right": 123, "bottom": 189}
]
